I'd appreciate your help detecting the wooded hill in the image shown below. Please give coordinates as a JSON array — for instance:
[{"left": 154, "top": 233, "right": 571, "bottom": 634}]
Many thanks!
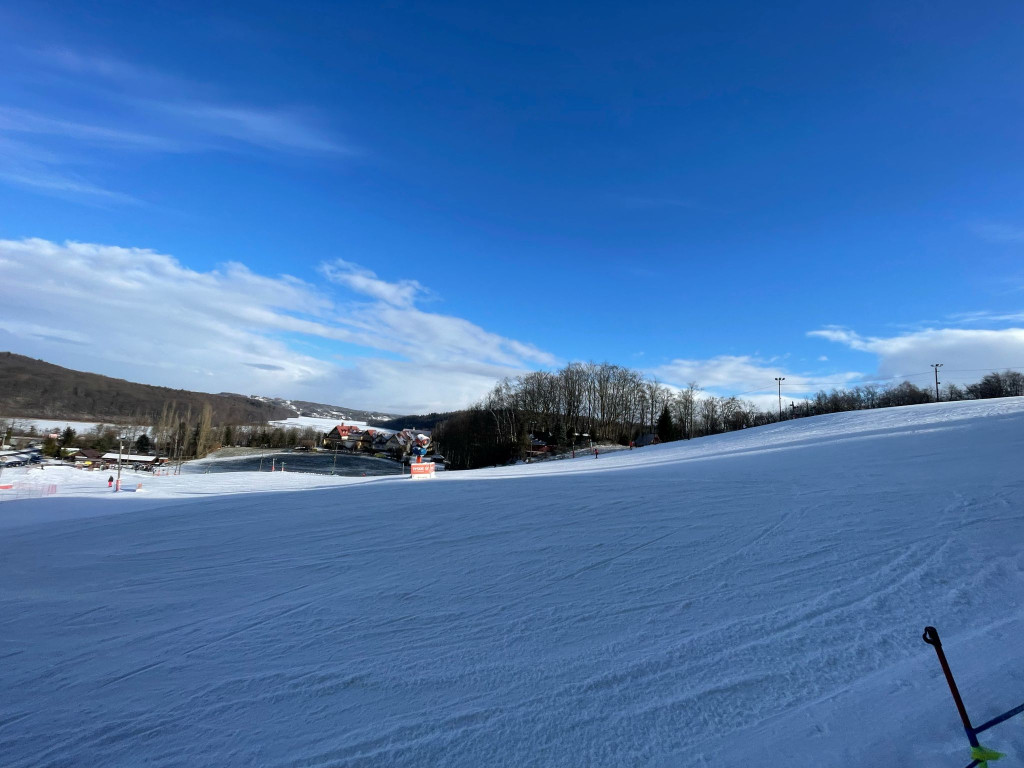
[
  {"left": 0, "top": 352, "right": 294, "bottom": 424},
  {"left": 371, "top": 412, "right": 452, "bottom": 431}
]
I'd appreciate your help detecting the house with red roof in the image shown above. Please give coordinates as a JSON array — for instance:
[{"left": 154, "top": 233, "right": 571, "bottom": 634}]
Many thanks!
[{"left": 324, "top": 424, "right": 362, "bottom": 449}]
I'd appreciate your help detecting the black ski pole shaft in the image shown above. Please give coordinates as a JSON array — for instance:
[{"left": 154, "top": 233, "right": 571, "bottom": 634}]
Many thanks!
[{"left": 922, "top": 626, "right": 979, "bottom": 747}]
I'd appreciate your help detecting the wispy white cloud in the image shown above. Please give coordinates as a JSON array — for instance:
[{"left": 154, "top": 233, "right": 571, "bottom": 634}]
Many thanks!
[
  {"left": 0, "top": 106, "right": 184, "bottom": 151},
  {"left": 0, "top": 135, "right": 140, "bottom": 203},
  {"left": 810, "top": 325, "right": 1024, "bottom": 384},
  {"left": 156, "top": 102, "right": 350, "bottom": 154},
  {"left": 0, "top": 169, "right": 135, "bottom": 202},
  {"left": 319, "top": 259, "right": 555, "bottom": 370},
  {"left": 321, "top": 260, "right": 426, "bottom": 307},
  {"left": 0, "top": 46, "right": 352, "bottom": 202},
  {"left": 37, "top": 46, "right": 350, "bottom": 155},
  {"left": 651, "top": 355, "right": 862, "bottom": 397},
  {"left": 32, "top": 47, "right": 183, "bottom": 90},
  {"left": 0, "top": 319, "right": 90, "bottom": 345},
  {"left": 946, "top": 309, "right": 1024, "bottom": 324},
  {"left": 0, "top": 238, "right": 552, "bottom": 412}
]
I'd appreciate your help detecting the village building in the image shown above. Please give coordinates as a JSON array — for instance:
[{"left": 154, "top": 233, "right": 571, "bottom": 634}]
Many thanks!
[
  {"left": 0, "top": 449, "right": 39, "bottom": 467},
  {"left": 355, "top": 429, "right": 377, "bottom": 452},
  {"left": 73, "top": 448, "right": 105, "bottom": 467},
  {"left": 528, "top": 438, "right": 549, "bottom": 457},
  {"left": 324, "top": 424, "right": 362, "bottom": 449},
  {"left": 385, "top": 430, "right": 412, "bottom": 457},
  {"left": 99, "top": 453, "right": 163, "bottom": 468}
]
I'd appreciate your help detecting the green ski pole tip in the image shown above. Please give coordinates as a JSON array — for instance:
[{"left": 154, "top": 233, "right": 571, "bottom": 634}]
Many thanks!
[{"left": 970, "top": 744, "right": 1005, "bottom": 766}]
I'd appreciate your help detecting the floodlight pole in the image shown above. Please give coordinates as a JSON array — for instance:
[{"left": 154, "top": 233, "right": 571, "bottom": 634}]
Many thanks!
[
  {"left": 932, "top": 363, "right": 943, "bottom": 402},
  {"left": 117, "top": 439, "right": 123, "bottom": 492},
  {"left": 775, "top": 377, "right": 785, "bottom": 420}
]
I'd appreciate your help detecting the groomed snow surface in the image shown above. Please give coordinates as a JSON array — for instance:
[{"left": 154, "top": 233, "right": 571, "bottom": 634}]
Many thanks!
[{"left": 2, "top": 398, "right": 1023, "bottom": 767}]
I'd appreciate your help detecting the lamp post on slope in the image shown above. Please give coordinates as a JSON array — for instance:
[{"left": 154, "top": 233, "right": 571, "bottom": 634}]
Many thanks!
[{"left": 774, "top": 377, "right": 785, "bottom": 421}]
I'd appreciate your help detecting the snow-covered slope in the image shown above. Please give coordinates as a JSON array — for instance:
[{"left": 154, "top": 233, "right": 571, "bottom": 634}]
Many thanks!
[
  {"left": 266, "top": 415, "right": 396, "bottom": 434},
  {"left": 2, "top": 398, "right": 1023, "bottom": 767},
  {"left": 256, "top": 396, "right": 397, "bottom": 425}
]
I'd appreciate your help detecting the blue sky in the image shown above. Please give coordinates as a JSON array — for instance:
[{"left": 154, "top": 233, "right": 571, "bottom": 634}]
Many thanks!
[{"left": 1, "top": 0, "right": 1023, "bottom": 412}]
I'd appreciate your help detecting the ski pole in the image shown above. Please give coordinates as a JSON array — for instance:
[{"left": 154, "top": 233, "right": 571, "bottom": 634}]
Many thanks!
[
  {"left": 922, "top": 626, "right": 979, "bottom": 748},
  {"left": 922, "top": 626, "right": 1024, "bottom": 768}
]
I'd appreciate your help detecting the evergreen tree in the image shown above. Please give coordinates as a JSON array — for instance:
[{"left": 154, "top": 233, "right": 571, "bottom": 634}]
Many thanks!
[
  {"left": 554, "top": 421, "right": 567, "bottom": 451},
  {"left": 656, "top": 404, "right": 675, "bottom": 443},
  {"left": 517, "top": 425, "right": 532, "bottom": 461},
  {"left": 135, "top": 433, "right": 152, "bottom": 454}
]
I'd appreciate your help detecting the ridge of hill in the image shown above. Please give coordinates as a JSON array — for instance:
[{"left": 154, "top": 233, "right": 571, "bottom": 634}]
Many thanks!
[
  {"left": 253, "top": 396, "right": 397, "bottom": 424},
  {"left": 0, "top": 352, "right": 393, "bottom": 425},
  {"left": 370, "top": 411, "right": 453, "bottom": 431}
]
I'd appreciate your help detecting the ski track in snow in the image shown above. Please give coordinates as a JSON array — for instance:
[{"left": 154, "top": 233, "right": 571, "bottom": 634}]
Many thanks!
[{"left": 1, "top": 398, "right": 1024, "bottom": 766}]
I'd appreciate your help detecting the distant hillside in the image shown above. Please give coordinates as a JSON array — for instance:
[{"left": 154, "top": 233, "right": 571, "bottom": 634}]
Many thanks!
[
  {"left": 372, "top": 412, "right": 453, "bottom": 431},
  {"left": 0, "top": 353, "right": 390, "bottom": 425},
  {"left": 255, "top": 397, "right": 397, "bottom": 424}
]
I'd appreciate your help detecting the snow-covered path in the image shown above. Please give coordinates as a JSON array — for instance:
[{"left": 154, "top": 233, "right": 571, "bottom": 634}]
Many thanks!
[{"left": 2, "top": 399, "right": 1023, "bottom": 766}]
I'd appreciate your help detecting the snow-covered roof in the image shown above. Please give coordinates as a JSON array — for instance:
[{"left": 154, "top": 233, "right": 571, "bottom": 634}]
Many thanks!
[{"left": 100, "top": 453, "right": 158, "bottom": 461}]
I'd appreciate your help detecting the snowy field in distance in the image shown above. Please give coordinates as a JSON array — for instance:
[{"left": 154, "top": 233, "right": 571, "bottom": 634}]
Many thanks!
[
  {"left": 267, "top": 415, "right": 397, "bottom": 435},
  {"left": 3, "top": 414, "right": 397, "bottom": 440},
  {"left": 268, "top": 415, "right": 362, "bottom": 430},
  {"left": 2, "top": 417, "right": 152, "bottom": 435},
  {"left": 2, "top": 397, "right": 1023, "bottom": 767}
]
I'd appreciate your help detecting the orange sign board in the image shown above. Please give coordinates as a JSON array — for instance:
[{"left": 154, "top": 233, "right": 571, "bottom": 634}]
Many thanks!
[{"left": 410, "top": 461, "right": 435, "bottom": 479}]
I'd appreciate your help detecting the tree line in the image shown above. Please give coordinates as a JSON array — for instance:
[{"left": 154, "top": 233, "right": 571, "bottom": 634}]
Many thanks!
[
  {"left": 789, "top": 370, "right": 1024, "bottom": 416},
  {"left": 25, "top": 401, "right": 325, "bottom": 461},
  {"left": 149, "top": 403, "right": 325, "bottom": 462},
  {"left": 14, "top": 367, "right": 1022, "bottom": 469},
  {"left": 434, "top": 362, "right": 689, "bottom": 470},
  {"left": 433, "top": 364, "right": 1024, "bottom": 470}
]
